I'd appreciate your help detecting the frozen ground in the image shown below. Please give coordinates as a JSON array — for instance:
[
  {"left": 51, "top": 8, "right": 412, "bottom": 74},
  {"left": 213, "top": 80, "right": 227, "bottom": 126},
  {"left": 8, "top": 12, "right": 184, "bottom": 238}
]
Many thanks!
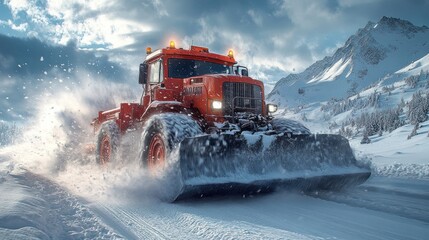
[
  {"left": 0, "top": 160, "right": 428, "bottom": 240},
  {"left": 1, "top": 113, "right": 429, "bottom": 239}
]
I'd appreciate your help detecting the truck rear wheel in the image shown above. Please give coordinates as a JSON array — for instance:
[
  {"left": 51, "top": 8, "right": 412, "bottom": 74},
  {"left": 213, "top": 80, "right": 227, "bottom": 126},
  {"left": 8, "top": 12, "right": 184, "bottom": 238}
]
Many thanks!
[
  {"left": 96, "top": 121, "right": 120, "bottom": 165},
  {"left": 141, "top": 114, "right": 202, "bottom": 173},
  {"left": 148, "top": 133, "right": 166, "bottom": 170}
]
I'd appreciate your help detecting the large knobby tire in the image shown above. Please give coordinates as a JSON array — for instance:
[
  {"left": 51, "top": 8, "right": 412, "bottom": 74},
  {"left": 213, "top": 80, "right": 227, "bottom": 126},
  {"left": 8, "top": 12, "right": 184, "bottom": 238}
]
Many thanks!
[
  {"left": 96, "top": 121, "right": 120, "bottom": 165},
  {"left": 140, "top": 113, "right": 202, "bottom": 173},
  {"left": 270, "top": 118, "right": 311, "bottom": 135}
]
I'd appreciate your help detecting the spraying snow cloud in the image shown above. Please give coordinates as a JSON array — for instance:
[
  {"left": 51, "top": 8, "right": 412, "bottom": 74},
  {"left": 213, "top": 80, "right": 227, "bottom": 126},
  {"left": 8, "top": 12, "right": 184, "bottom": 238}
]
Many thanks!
[{"left": 0, "top": 34, "right": 135, "bottom": 122}]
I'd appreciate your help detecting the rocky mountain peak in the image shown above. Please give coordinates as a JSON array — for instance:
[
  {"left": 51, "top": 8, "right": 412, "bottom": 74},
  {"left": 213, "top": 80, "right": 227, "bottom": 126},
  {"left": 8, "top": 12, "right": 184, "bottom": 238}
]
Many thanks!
[
  {"left": 268, "top": 17, "right": 429, "bottom": 108},
  {"left": 376, "top": 16, "right": 428, "bottom": 33}
]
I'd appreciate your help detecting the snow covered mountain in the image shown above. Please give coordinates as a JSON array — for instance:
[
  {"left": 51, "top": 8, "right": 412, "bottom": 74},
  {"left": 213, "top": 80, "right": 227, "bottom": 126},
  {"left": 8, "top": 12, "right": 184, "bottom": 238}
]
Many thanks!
[
  {"left": 268, "top": 16, "right": 429, "bottom": 108},
  {"left": 266, "top": 17, "right": 429, "bottom": 176}
]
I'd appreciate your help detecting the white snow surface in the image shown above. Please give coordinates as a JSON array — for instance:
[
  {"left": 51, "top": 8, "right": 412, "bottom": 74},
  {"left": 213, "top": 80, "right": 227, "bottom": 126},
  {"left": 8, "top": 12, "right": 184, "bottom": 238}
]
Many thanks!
[
  {"left": 350, "top": 122, "right": 429, "bottom": 178},
  {"left": 395, "top": 53, "right": 429, "bottom": 75},
  {"left": 308, "top": 57, "right": 352, "bottom": 83},
  {"left": 1, "top": 158, "right": 429, "bottom": 239},
  {"left": 1, "top": 77, "right": 429, "bottom": 239}
]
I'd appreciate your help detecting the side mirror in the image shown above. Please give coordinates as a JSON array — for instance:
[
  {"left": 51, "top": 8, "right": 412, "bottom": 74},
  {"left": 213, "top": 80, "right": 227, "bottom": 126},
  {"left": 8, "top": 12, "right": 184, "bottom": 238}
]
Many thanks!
[
  {"left": 138, "top": 63, "right": 148, "bottom": 84},
  {"left": 233, "top": 65, "right": 249, "bottom": 76}
]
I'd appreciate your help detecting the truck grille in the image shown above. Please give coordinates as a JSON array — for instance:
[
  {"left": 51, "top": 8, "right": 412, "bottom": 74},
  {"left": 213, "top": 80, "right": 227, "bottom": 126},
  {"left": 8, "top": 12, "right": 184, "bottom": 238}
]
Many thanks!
[{"left": 222, "top": 82, "right": 262, "bottom": 116}]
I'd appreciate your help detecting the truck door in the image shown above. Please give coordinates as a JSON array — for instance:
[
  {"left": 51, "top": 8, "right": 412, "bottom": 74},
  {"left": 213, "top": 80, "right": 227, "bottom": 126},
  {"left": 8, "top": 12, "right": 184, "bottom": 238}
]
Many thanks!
[{"left": 146, "top": 59, "right": 163, "bottom": 103}]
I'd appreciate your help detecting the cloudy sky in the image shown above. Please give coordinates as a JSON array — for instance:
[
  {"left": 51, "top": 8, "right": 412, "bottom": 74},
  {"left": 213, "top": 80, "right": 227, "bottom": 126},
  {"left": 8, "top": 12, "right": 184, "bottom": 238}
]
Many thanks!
[{"left": 1, "top": 0, "right": 429, "bottom": 83}]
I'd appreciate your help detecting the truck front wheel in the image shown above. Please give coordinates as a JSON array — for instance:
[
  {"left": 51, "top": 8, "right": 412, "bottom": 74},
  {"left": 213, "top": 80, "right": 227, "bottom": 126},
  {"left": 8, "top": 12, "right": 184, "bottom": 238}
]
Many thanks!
[{"left": 140, "top": 114, "right": 202, "bottom": 173}]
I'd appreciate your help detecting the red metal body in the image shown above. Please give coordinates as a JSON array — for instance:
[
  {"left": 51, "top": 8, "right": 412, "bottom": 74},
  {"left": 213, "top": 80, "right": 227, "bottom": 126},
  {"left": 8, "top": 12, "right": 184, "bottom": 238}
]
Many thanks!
[
  {"left": 92, "top": 44, "right": 267, "bottom": 134},
  {"left": 182, "top": 75, "right": 265, "bottom": 123}
]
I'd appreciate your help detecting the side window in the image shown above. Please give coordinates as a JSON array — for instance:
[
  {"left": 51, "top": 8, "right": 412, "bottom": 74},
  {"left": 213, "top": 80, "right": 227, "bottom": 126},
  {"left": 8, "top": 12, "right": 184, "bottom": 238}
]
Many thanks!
[
  {"left": 149, "top": 60, "right": 163, "bottom": 83},
  {"left": 159, "top": 60, "right": 164, "bottom": 82}
]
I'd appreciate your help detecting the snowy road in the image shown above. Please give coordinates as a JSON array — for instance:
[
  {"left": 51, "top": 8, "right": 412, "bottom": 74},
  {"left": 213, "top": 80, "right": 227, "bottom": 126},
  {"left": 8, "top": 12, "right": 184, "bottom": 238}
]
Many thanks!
[
  {"left": 91, "top": 176, "right": 429, "bottom": 240},
  {"left": 2, "top": 167, "right": 427, "bottom": 240}
]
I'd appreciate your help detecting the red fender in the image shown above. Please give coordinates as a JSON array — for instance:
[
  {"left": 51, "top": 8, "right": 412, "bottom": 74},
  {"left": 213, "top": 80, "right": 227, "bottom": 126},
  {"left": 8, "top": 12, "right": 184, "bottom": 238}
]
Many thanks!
[{"left": 140, "top": 101, "right": 204, "bottom": 129}]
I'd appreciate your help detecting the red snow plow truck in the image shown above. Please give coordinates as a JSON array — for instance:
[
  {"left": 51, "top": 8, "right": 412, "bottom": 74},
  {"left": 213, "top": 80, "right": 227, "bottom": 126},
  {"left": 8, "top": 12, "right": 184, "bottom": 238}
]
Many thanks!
[{"left": 91, "top": 41, "right": 370, "bottom": 201}]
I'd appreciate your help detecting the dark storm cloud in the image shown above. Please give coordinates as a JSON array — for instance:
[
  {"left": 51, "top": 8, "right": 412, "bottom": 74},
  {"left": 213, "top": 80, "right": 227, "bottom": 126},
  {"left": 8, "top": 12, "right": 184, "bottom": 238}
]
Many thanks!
[
  {"left": 2, "top": 0, "right": 429, "bottom": 83},
  {"left": 0, "top": 34, "right": 125, "bottom": 80},
  {"left": 105, "top": 0, "right": 293, "bottom": 52},
  {"left": 106, "top": 0, "right": 298, "bottom": 82},
  {"left": 114, "top": 0, "right": 429, "bottom": 82}
]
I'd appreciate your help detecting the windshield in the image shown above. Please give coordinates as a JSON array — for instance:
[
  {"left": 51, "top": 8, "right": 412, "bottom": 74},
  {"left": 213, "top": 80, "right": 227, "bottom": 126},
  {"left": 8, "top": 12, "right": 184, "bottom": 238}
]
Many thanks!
[{"left": 168, "top": 58, "right": 232, "bottom": 78}]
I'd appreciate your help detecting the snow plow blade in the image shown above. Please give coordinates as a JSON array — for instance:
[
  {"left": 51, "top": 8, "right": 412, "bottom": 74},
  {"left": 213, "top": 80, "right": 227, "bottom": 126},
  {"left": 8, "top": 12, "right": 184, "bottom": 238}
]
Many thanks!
[{"left": 174, "top": 134, "right": 371, "bottom": 201}]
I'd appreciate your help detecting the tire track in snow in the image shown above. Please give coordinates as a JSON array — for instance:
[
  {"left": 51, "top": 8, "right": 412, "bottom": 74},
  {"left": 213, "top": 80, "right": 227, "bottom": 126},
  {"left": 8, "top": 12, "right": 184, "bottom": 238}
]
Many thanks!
[
  {"left": 12, "top": 170, "right": 122, "bottom": 239},
  {"left": 94, "top": 200, "right": 318, "bottom": 240},
  {"left": 172, "top": 191, "right": 429, "bottom": 240},
  {"left": 95, "top": 204, "right": 170, "bottom": 240},
  {"left": 17, "top": 168, "right": 428, "bottom": 240},
  {"left": 307, "top": 177, "right": 429, "bottom": 223},
  {"left": 170, "top": 210, "right": 316, "bottom": 240},
  {"left": 88, "top": 205, "right": 141, "bottom": 240}
]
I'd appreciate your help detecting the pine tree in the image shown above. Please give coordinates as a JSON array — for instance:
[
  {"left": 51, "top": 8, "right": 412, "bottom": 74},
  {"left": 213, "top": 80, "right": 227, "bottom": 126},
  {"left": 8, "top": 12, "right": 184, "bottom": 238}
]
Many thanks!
[
  {"left": 361, "top": 129, "right": 371, "bottom": 144},
  {"left": 407, "top": 122, "right": 419, "bottom": 140},
  {"left": 345, "top": 127, "right": 353, "bottom": 138},
  {"left": 408, "top": 91, "right": 429, "bottom": 124},
  {"left": 399, "top": 97, "right": 406, "bottom": 108},
  {"left": 405, "top": 75, "right": 418, "bottom": 88},
  {"left": 339, "top": 123, "right": 345, "bottom": 136}
]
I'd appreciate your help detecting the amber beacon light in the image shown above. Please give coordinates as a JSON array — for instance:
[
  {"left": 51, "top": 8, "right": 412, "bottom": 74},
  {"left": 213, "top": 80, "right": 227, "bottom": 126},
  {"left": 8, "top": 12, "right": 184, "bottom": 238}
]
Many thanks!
[
  {"left": 146, "top": 47, "right": 152, "bottom": 54},
  {"left": 228, "top": 49, "right": 234, "bottom": 58},
  {"left": 169, "top": 40, "right": 176, "bottom": 49}
]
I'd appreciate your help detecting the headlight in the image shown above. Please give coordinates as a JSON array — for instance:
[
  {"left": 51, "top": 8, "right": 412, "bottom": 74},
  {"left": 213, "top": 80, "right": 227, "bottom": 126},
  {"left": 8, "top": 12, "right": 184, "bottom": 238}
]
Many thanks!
[
  {"left": 212, "top": 100, "right": 222, "bottom": 110},
  {"left": 267, "top": 104, "right": 278, "bottom": 113}
]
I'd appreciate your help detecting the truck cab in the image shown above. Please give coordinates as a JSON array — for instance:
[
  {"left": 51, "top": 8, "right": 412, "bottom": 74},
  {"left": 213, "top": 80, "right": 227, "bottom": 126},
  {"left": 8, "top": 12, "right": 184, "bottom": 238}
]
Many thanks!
[
  {"left": 139, "top": 41, "right": 272, "bottom": 128},
  {"left": 93, "top": 41, "right": 277, "bottom": 136}
]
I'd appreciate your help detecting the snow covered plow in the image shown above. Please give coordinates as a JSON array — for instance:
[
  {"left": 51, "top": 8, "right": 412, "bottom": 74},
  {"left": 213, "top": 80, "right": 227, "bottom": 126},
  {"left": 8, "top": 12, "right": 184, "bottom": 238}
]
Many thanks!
[
  {"left": 91, "top": 41, "right": 371, "bottom": 202},
  {"left": 175, "top": 133, "right": 371, "bottom": 200}
]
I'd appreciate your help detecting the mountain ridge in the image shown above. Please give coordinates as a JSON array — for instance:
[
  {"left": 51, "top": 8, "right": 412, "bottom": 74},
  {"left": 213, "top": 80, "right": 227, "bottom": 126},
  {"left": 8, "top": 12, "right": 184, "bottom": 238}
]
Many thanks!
[{"left": 268, "top": 16, "right": 429, "bottom": 107}]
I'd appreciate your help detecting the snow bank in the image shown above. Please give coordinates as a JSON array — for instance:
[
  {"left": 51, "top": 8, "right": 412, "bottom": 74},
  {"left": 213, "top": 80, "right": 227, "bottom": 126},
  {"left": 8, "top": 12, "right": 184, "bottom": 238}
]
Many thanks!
[
  {"left": 351, "top": 120, "right": 429, "bottom": 179},
  {"left": 0, "top": 162, "right": 119, "bottom": 239}
]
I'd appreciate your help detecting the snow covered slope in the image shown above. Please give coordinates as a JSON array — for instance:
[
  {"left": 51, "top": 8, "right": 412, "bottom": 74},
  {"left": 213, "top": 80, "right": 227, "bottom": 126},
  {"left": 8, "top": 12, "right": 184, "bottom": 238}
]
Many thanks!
[
  {"left": 268, "top": 16, "right": 429, "bottom": 108},
  {"left": 266, "top": 17, "right": 429, "bottom": 181}
]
